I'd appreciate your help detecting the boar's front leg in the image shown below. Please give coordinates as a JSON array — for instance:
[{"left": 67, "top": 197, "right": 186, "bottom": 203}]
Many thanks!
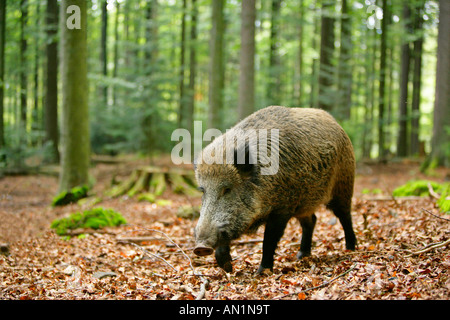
[
  {"left": 215, "top": 245, "right": 233, "bottom": 272},
  {"left": 257, "top": 212, "right": 290, "bottom": 274}
]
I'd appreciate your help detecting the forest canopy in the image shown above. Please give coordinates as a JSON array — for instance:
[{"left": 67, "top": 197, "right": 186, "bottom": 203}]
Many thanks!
[{"left": 0, "top": 0, "right": 448, "bottom": 190}]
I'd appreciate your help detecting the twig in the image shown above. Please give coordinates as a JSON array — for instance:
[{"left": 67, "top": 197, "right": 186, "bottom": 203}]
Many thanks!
[
  {"left": 427, "top": 183, "right": 441, "bottom": 200},
  {"left": 275, "top": 263, "right": 357, "bottom": 299},
  {"left": 422, "top": 208, "right": 450, "bottom": 222},
  {"left": 119, "top": 240, "right": 177, "bottom": 271},
  {"left": 195, "top": 277, "right": 210, "bottom": 300},
  {"left": 405, "top": 238, "right": 450, "bottom": 257},
  {"left": 118, "top": 225, "right": 212, "bottom": 300}
]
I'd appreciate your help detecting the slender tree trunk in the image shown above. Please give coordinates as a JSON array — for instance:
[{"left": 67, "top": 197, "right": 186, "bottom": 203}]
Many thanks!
[
  {"left": 59, "top": 0, "right": 90, "bottom": 191},
  {"left": 208, "top": 0, "right": 225, "bottom": 130},
  {"left": 112, "top": 0, "right": 120, "bottom": 106},
  {"left": 20, "top": 0, "right": 28, "bottom": 134},
  {"left": 238, "top": 0, "right": 256, "bottom": 120},
  {"left": 410, "top": 1, "right": 424, "bottom": 156},
  {"left": 296, "top": 0, "right": 304, "bottom": 107},
  {"left": 267, "top": 0, "right": 281, "bottom": 106},
  {"left": 378, "top": 0, "right": 388, "bottom": 160},
  {"left": 309, "top": 4, "right": 320, "bottom": 109},
  {"left": 0, "top": 0, "right": 5, "bottom": 149},
  {"left": 44, "top": 0, "right": 59, "bottom": 162},
  {"left": 33, "top": 0, "right": 41, "bottom": 143},
  {"left": 397, "top": 2, "right": 411, "bottom": 158},
  {"left": 426, "top": 0, "right": 450, "bottom": 168},
  {"left": 100, "top": 0, "right": 108, "bottom": 105},
  {"left": 318, "top": 0, "right": 335, "bottom": 112},
  {"left": 178, "top": 0, "right": 187, "bottom": 128},
  {"left": 187, "top": 0, "right": 197, "bottom": 134},
  {"left": 336, "top": 0, "right": 352, "bottom": 120}
]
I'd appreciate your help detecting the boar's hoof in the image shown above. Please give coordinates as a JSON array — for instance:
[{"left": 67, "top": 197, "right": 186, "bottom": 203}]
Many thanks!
[
  {"left": 221, "top": 261, "right": 233, "bottom": 273},
  {"left": 193, "top": 246, "right": 214, "bottom": 256},
  {"left": 296, "top": 250, "right": 311, "bottom": 260},
  {"left": 256, "top": 265, "right": 273, "bottom": 276}
]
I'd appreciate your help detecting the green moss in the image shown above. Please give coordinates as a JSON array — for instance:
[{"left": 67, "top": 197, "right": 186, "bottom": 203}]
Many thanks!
[
  {"left": 50, "top": 207, "right": 127, "bottom": 236},
  {"left": 137, "top": 192, "right": 156, "bottom": 203},
  {"left": 52, "top": 185, "right": 89, "bottom": 206},
  {"left": 392, "top": 180, "right": 448, "bottom": 197},
  {"left": 437, "top": 185, "right": 450, "bottom": 214}
]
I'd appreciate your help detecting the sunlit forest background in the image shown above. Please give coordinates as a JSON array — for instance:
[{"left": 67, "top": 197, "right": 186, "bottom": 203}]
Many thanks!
[{"left": 0, "top": 0, "right": 448, "bottom": 192}]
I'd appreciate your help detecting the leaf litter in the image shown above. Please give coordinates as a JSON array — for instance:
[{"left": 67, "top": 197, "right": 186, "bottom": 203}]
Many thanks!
[{"left": 0, "top": 162, "right": 449, "bottom": 300}]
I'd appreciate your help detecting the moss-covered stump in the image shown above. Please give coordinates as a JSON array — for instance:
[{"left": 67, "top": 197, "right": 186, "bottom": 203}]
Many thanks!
[
  {"left": 105, "top": 166, "right": 200, "bottom": 199},
  {"left": 52, "top": 185, "right": 90, "bottom": 206},
  {"left": 50, "top": 207, "right": 127, "bottom": 237}
]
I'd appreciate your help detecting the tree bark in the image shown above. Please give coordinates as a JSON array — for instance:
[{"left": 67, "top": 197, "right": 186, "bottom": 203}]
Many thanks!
[
  {"left": 238, "top": 0, "right": 256, "bottom": 120},
  {"left": 59, "top": 0, "right": 90, "bottom": 191},
  {"left": 187, "top": 0, "right": 197, "bottom": 135},
  {"left": 267, "top": 0, "right": 282, "bottom": 106},
  {"left": 178, "top": 0, "right": 187, "bottom": 129},
  {"left": 100, "top": 0, "right": 108, "bottom": 105},
  {"left": 44, "top": 0, "right": 59, "bottom": 162},
  {"left": 20, "top": 0, "right": 28, "bottom": 134},
  {"left": 0, "top": 0, "right": 5, "bottom": 149},
  {"left": 318, "top": 0, "right": 335, "bottom": 112},
  {"left": 336, "top": 0, "right": 352, "bottom": 120},
  {"left": 378, "top": 0, "right": 389, "bottom": 160},
  {"left": 427, "top": 0, "right": 450, "bottom": 167},
  {"left": 208, "top": 0, "right": 225, "bottom": 130},
  {"left": 410, "top": 1, "right": 424, "bottom": 156},
  {"left": 397, "top": 2, "right": 411, "bottom": 158}
]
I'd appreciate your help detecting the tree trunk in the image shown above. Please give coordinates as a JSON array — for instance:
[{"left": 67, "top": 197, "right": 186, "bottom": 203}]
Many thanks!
[
  {"left": 178, "top": 0, "right": 187, "bottom": 129},
  {"left": 0, "top": 0, "right": 5, "bottom": 149},
  {"left": 426, "top": 0, "right": 450, "bottom": 168},
  {"left": 100, "top": 0, "right": 108, "bottom": 105},
  {"left": 378, "top": 0, "right": 389, "bottom": 160},
  {"left": 59, "top": 0, "right": 90, "bottom": 192},
  {"left": 208, "top": 0, "right": 225, "bottom": 130},
  {"left": 410, "top": 1, "right": 424, "bottom": 156},
  {"left": 397, "top": 2, "right": 411, "bottom": 158},
  {"left": 112, "top": 0, "right": 120, "bottom": 106},
  {"left": 318, "top": 0, "right": 335, "bottom": 112},
  {"left": 44, "top": 0, "right": 59, "bottom": 162},
  {"left": 238, "top": 0, "right": 256, "bottom": 120},
  {"left": 296, "top": 0, "right": 304, "bottom": 107},
  {"left": 336, "top": 0, "right": 352, "bottom": 120},
  {"left": 187, "top": 0, "right": 197, "bottom": 135},
  {"left": 267, "top": 0, "right": 282, "bottom": 106},
  {"left": 20, "top": 0, "right": 28, "bottom": 134}
]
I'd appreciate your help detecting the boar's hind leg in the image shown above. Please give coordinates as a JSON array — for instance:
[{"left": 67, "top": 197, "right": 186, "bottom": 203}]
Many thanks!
[
  {"left": 296, "top": 213, "right": 317, "bottom": 259},
  {"left": 215, "top": 245, "right": 233, "bottom": 273},
  {"left": 327, "top": 196, "right": 357, "bottom": 251},
  {"left": 257, "top": 212, "right": 291, "bottom": 274}
]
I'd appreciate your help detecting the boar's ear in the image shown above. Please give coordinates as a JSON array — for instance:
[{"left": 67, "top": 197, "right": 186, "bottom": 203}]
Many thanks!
[{"left": 233, "top": 143, "right": 255, "bottom": 178}]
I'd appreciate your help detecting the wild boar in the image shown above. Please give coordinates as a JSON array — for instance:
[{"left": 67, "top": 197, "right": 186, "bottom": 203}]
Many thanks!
[{"left": 193, "top": 106, "right": 357, "bottom": 273}]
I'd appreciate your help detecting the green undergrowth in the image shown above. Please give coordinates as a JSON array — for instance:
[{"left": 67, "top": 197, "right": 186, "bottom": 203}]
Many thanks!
[
  {"left": 393, "top": 180, "right": 450, "bottom": 214},
  {"left": 52, "top": 185, "right": 90, "bottom": 206},
  {"left": 50, "top": 207, "right": 127, "bottom": 237}
]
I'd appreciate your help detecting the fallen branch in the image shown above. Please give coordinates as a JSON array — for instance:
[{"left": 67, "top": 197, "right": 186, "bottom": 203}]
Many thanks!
[
  {"left": 362, "top": 195, "right": 424, "bottom": 201},
  {"left": 405, "top": 238, "right": 450, "bottom": 257},
  {"left": 427, "top": 183, "right": 441, "bottom": 200},
  {"left": 275, "top": 263, "right": 357, "bottom": 300},
  {"left": 118, "top": 226, "right": 212, "bottom": 299},
  {"left": 195, "top": 277, "right": 210, "bottom": 300},
  {"left": 422, "top": 208, "right": 450, "bottom": 222}
]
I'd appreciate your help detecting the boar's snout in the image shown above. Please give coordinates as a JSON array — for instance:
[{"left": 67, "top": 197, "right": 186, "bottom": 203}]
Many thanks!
[{"left": 193, "top": 245, "right": 214, "bottom": 256}]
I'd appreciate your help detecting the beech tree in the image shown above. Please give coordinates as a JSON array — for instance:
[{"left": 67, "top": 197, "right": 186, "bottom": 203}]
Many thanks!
[{"left": 59, "top": 0, "right": 90, "bottom": 191}]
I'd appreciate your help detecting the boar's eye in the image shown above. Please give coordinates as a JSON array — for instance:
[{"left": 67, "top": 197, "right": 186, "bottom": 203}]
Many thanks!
[{"left": 222, "top": 187, "right": 232, "bottom": 196}]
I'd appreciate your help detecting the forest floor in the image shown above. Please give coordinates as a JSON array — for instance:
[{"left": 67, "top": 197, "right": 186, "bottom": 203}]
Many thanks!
[{"left": 0, "top": 157, "right": 449, "bottom": 300}]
